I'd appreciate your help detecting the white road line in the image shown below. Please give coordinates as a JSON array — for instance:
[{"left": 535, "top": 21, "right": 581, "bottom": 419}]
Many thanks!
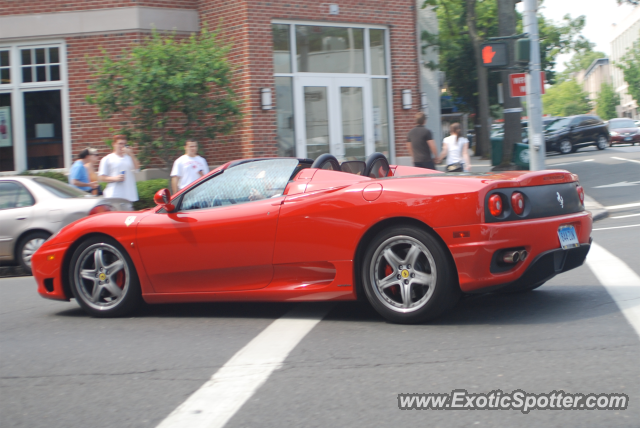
[
  {"left": 604, "top": 202, "right": 640, "bottom": 210},
  {"left": 592, "top": 224, "right": 640, "bottom": 231},
  {"left": 611, "top": 156, "right": 640, "bottom": 165},
  {"left": 612, "top": 213, "right": 640, "bottom": 219},
  {"left": 586, "top": 242, "right": 640, "bottom": 340},
  {"left": 548, "top": 159, "right": 595, "bottom": 167},
  {"left": 156, "top": 304, "right": 331, "bottom": 428}
]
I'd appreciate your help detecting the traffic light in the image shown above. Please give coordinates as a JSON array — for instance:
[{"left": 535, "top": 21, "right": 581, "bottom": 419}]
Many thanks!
[
  {"left": 480, "top": 42, "right": 508, "bottom": 67},
  {"left": 515, "top": 38, "right": 531, "bottom": 63}
]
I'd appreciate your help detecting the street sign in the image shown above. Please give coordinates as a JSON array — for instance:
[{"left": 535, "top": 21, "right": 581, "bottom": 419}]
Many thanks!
[
  {"left": 480, "top": 42, "right": 508, "bottom": 67},
  {"left": 509, "top": 72, "right": 546, "bottom": 97}
]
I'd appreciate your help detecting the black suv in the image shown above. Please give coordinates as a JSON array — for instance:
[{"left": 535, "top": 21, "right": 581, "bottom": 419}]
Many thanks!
[{"left": 544, "top": 115, "right": 610, "bottom": 154}]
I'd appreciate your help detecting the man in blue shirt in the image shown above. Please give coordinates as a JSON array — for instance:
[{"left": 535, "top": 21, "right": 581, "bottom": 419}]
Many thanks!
[{"left": 69, "top": 148, "right": 98, "bottom": 192}]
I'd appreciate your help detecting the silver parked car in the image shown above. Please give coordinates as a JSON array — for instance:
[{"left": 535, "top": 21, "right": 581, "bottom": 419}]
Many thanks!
[{"left": 0, "top": 176, "right": 132, "bottom": 273}]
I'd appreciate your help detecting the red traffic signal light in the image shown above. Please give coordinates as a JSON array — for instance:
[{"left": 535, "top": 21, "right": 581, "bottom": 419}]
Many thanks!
[{"left": 480, "top": 42, "right": 508, "bottom": 67}]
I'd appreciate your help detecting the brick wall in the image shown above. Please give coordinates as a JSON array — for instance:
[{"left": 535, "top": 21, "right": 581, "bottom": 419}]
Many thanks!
[{"left": 66, "top": 33, "right": 143, "bottom": 162}]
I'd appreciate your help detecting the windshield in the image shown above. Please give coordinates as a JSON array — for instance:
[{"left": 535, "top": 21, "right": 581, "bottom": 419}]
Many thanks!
[
  {"left": 546, "top": 118, "right": 570, "bottom": 132},
  {"left": 34, "top": 177, "right": 88, "bottom": 198},
  {"left": 609, "top": 119, "right": 636, "bottom": 129},
  {"left": 180, "top": 159, "right": 304, "bottom": 211}
]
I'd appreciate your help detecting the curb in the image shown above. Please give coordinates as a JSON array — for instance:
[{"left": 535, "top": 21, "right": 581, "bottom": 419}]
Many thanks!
[
  {"left": 0, "top": 266, "right": 30, "bottom": 279},
  {"left": 584, "top": 194, "right": 609, "bottom": 222}
]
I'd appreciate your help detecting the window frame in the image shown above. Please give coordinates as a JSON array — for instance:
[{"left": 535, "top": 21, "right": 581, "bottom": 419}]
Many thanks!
[{"left": 0, "top": 40, "right": 70, "bottom": 175}]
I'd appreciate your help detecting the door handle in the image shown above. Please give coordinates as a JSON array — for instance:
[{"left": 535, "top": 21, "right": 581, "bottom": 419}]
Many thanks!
[{"left": 16, "top": 217, "right": 27, "bottom": 220}]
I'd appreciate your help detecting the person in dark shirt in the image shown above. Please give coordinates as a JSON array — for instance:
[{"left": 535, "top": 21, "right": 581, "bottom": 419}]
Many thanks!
[{"left": 407, "top": 112, "right": 438, "bottom": 170}]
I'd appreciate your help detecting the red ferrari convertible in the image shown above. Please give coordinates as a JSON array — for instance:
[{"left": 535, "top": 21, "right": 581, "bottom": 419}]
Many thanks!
[{"left": 32, "top": 154, "right": 592, "bottom": 323}]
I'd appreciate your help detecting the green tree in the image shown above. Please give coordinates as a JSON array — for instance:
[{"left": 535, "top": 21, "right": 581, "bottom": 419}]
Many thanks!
[
  {"left": 595, "top": 83, "right": 621, "bottom": 120},
  {"left": 616, "top": 34, "right": 640, "bottom": 107},
  {"left": 526, "top": 13, "right": 593, "bottom": 85},
  {"left": 542, "top": 79, "right": 591, "bottom": 116},
  {"left": 86, "top": 28, "right": 241, "bottom": 170}
]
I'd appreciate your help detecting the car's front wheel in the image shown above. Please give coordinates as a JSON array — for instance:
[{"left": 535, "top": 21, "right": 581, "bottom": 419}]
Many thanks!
[
  {"left": 559, "top": 139, "right": 573, "bottom": 154},
  {"left": 596, "top": 135, "right": 608, "bottom": 150},
  {"left": 69, "top": 236, "right": 141, "bottom": 317},
  {"left": 17, "top": 231, "right": 51, "bottom": 274},
  {"left": 361, "top": 226, "right": 460, "bottom": 324}
]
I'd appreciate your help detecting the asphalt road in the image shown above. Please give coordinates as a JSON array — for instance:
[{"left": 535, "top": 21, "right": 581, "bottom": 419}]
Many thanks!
[{"left": 2, "top": 147, "right": 639, "bottom": 428}]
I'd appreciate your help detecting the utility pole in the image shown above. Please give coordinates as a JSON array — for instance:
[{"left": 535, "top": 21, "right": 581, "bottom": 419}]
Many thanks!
[
  {"left": 522, "top": 0, "right": 545, "bottom": 170},
  {"left": 497, "top": 0, "right": 521, "bottom": 169}
]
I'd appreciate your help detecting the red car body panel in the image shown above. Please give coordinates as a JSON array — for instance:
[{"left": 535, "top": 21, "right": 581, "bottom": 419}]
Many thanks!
[{"left": 32, "top": 162, "right": 592, "bottom": 305}]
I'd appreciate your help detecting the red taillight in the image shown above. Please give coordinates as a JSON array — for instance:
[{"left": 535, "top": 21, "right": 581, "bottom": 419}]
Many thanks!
[
  {"left": 511, "top": 192, "right": 525, "bottom": 215},
  {"left": 576, "top": 186, "right": 585, "bottom": 205},
  {"left": 489, "top": 194, "right": 503, "bottom": 217},
  {"left": 89, "top": 204, "right": 112, "bottom": 215}
]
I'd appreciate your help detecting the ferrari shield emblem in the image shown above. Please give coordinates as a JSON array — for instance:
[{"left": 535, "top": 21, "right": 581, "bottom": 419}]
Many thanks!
[
  {"left": 401, "top": 269, "right": 410, "bottom": 279},
  {"left": 125, "top": 216, "right": 136, "bottom": 227}
]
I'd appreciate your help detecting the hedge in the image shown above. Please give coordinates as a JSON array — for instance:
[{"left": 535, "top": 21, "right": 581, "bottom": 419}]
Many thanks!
[
  {"left": 133, "top": 179, "right": 169, "bottom": 210},
  {"left": 21, "top": 171, "right": 168, "bottom": 210}
]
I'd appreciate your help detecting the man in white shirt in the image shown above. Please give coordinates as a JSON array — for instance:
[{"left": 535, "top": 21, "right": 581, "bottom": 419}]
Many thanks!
[
  {"left": 98, "top": 135, "right": 140, "bottom": 202},
  {"left": 170, "top": 140, "right": 209, "bottom": 194}
]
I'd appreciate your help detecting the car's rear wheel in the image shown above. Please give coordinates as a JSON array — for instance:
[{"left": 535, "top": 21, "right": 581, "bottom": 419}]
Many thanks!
[
  {"left": 16, "top": 231, "right": 51, "bottom": 274},
  {"left": 69, "top": 236, "right": 141, "bottom": 317},
  {"left": 361, "top": 226, "right": 460, "bottom": 324},
  {"left": 596, "top": 135, "right": 607, "bottom": 150},
  {"left": 559, "top": 139, "right": 572, "bottom": 155}
]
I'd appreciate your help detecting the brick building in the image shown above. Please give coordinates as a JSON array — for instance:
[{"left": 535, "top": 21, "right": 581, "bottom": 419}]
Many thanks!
[{"left": 0, "top": 1, "right": 426, "bottom": 173}]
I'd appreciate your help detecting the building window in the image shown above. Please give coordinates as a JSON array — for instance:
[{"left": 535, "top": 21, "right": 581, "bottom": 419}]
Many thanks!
[
  {"left": 0, "top": 43, "right": 67, "bottom": 173},
  {"left": 0, "top": 50, "right": 10, "bottom": 84},
  {"left": 296, "top": 26, "right": 364, "bottom": 74},
  {"left": 275, "top": 77, "right": 294, "bottom": 157},
  {"left": 272, "top": 24, "right": 291, "bottom": 74},
  {"left": 272, "top": 23, "right": 392, "bottom": 161},
  {"left": 21, "top": 47, "right": 60, "bottom": 83}
]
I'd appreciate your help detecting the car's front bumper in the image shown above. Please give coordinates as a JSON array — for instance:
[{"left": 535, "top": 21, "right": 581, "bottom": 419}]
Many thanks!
[
  {"left": 32, "top": 241, "right": 71, "bottom": 301},
  {"left": 611, "top": 134, "right": 640, "bottom": 143}
]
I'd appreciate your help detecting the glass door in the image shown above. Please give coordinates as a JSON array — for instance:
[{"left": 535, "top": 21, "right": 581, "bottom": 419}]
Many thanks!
[{"left": 295, "top": 76, "right": 373, "bottom": 161}]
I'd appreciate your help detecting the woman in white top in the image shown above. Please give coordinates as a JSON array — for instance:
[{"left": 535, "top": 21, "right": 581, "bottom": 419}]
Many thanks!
[{"left": 437, "top": 122, "right": 471, "bottom": 172}]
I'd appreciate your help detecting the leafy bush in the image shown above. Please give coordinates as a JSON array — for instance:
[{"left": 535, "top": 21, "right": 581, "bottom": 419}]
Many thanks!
[
  {"left": 134, "top": 178, "right": 169, "bottom": 210},
  {"left": 19, "top": 170, "right": 68, "bottom": 183}
]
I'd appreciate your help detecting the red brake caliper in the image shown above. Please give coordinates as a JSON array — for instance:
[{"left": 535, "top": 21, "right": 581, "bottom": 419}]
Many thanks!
[
  {"left": 115, "top": 270, "right": 125, "bottom": 289},
  {"left": 384, "top": 264, "right": 400, "bottom": 296}
]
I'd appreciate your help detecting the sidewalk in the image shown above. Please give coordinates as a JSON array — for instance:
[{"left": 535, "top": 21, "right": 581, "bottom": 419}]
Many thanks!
[{"left": 584, "top": 194, "right": 608, "bottom": 222}]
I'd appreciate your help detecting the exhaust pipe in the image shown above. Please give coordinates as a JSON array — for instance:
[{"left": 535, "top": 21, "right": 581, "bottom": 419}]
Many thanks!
[
  {"left": 519, "top": 250, "right": 528, "bottom": 261},
  {"left": 502, "top": 250, "right": 520, "bottom": 264}
]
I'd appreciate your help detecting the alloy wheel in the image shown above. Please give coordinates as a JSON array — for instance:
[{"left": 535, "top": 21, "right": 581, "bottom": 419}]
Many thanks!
[
  {"left": 597, "top": 136, "right": 607, "bottom": 150},
  {"left": 559, "top": 140, "right": 572, "bottom": 154},
  {"left": 74, "top": 243, "right": 130, "bottom": 311},
  {"left": 369, "top": 235, "right": 437, "bottom": 313}
]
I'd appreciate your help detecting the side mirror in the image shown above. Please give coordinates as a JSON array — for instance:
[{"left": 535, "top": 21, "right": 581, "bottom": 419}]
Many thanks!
[{"left": 154, "top": 188, "right": 175, "bottom": 212}]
